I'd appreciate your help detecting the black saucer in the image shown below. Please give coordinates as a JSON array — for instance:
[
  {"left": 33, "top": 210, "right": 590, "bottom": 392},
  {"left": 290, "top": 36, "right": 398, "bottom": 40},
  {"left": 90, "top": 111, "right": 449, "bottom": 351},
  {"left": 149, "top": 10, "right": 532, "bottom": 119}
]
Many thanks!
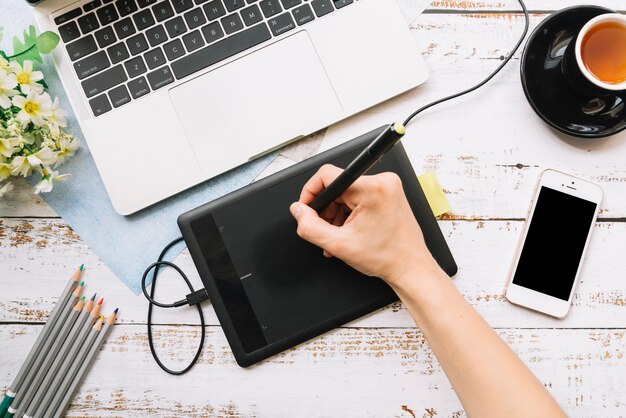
[{"left": 521, "top": 6, "right": 626, "bottom": 139}]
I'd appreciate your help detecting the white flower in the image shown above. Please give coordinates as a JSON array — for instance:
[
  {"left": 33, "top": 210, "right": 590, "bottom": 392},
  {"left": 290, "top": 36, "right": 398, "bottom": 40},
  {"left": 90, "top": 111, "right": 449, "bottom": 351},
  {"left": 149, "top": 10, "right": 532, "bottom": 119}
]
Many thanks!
[
  {"left": 34, "top": 169, "right": 68, "bottom": 194},
  {"left": 34, "top": 146, "right": 58, "bottom": 166},
  {"left": 0, "top": 138, "right": 17, "bottom": 158},
  {"left": 14, "top": 60, "right": 44, "bottom": 94},
  {"left": 12, "top": 91, "right": 52, "bottom": 126},
  {"left": 0, "top": 56, "right": 19, "bottom": 74},
  {"left": 0, "top": 163, "right": 12, "bottom": 180},
  {"left": 47, "top": 97, "right": 68, "bottom": 128},
  {"left": 0, "top": 181, "right": 14, "bottom": 198},
  {"left": 11, "top": 153, "right": 44, "bottom": 177},
  {"left": 0, "top": 68, "right": 19, "bottom": 109},
  {"left": 54, "top": 137, "right": 79, "bottom": 167}
]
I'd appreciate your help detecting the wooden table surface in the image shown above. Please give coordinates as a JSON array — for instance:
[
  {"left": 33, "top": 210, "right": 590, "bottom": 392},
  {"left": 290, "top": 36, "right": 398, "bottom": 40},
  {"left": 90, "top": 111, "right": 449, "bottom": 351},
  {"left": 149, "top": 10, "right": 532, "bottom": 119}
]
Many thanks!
[{"left": 2, "top": 0, "right": 626, "bottom": 416}]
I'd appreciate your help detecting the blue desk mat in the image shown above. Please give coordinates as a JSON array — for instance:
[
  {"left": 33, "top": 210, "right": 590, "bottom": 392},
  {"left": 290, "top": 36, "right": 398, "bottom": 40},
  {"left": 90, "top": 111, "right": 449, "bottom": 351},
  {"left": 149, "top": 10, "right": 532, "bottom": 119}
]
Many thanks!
[{"left": 1, "top": 0, "right": 277, "bottom": 294}]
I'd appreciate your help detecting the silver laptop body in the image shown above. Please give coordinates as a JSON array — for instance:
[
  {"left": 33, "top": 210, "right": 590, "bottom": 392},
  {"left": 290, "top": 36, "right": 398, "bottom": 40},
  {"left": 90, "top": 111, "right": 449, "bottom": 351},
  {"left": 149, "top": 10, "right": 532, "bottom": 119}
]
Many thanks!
[{"left": 33, "top": 0, "right": 428, "bottom": 214}]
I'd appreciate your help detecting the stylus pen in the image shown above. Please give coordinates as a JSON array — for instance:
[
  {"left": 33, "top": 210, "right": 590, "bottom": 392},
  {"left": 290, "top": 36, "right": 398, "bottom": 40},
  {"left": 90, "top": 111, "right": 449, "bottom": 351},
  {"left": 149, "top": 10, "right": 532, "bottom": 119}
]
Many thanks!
[{"left": 309, "top": 122, "right": 406, "bottom": 213}]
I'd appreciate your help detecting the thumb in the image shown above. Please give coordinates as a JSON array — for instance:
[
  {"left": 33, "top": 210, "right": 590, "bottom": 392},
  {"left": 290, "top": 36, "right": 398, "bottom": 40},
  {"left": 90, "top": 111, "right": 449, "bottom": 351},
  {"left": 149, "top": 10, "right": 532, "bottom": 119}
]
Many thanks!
[{"left": 290, "top": 202, "right": 341, "bottom": 249}]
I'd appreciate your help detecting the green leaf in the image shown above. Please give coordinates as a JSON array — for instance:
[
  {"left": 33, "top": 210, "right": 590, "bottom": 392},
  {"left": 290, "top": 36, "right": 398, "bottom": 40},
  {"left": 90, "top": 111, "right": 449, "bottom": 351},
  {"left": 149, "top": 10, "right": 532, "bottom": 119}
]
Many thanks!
[
  {"left": 11, "top": 25, "right": 42, "bottom": 65},
  {"left": 36, "top": 31, "right": 60, "bottom": 54}
]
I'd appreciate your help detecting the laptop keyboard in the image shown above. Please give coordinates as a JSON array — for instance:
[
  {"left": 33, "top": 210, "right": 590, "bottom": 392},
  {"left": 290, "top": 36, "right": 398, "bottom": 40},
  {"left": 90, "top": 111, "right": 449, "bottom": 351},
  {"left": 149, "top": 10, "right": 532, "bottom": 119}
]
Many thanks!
[{"left": 54, "top": 0, "right": 356, "bottom": 117}]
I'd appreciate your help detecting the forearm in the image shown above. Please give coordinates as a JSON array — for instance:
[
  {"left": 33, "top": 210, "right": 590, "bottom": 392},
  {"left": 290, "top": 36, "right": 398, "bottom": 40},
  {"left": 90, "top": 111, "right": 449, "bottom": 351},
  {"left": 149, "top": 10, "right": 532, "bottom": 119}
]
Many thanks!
[{"left": 391, "top": 266, "right": 565, "bottom": 418}]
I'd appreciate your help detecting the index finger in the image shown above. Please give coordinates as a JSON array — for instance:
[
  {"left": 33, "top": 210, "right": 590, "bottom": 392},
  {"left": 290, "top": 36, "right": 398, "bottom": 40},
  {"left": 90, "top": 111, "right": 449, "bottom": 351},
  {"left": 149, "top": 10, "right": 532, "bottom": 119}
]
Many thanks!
[{"left": 299, "top": 164, "right": 363, "bottom": 209}]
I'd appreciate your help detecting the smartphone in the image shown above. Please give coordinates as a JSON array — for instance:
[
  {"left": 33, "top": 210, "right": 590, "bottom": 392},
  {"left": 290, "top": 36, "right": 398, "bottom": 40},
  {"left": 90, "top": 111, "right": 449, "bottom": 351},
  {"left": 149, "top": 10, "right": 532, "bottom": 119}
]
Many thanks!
[{"left": 505, "top": 169, "right": 602, "bottom": 318}]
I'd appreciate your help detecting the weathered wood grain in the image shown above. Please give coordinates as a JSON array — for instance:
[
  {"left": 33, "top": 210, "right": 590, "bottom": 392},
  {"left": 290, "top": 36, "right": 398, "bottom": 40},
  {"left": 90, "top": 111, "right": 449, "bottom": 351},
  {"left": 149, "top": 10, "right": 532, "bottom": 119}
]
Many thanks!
[
  {"left": 2, "top": 325, "right": 624, "bottom": 417},
  {"left": 2, "top": 218, "right": 625, "bottom": 328},
  {"left": 321, "top": 13, "right": 626, "bottom": 219}
]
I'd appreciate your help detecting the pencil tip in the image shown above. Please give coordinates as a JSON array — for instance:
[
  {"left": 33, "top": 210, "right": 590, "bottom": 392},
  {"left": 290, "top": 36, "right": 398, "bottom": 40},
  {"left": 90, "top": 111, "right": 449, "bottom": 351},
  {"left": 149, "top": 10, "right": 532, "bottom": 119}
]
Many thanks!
[
  {"left": 80, "top": 281, "right": 85, "bottom": 286},
  {"left": 114, "top": 308, "right": 119, "bottom": 314},
  {"left": 98, "top": 298, "right": 104, "bottom": 306},
  {"left": 91, "top": 293, "right": 97, "bottom": 301},
  {"left": 81, "top": 296, "right": 86, "bottom": 300},
  {"left": 80, "top": 264, "right": 85, "bottom": 271}
]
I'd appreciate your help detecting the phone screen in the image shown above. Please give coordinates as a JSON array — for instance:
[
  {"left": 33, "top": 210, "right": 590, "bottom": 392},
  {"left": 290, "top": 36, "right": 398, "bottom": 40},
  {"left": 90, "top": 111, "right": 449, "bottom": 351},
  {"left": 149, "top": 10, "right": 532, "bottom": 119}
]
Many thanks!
[{"left": 512, "top": 186, "right": 597, "bottom": 300}]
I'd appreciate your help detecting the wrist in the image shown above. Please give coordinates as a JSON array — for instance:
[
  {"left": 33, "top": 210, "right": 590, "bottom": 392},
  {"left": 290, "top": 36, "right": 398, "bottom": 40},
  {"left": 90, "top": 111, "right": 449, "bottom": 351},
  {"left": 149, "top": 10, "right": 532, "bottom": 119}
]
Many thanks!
[{"left": 387, "top": 258, "right": 446, "bottom": 295}]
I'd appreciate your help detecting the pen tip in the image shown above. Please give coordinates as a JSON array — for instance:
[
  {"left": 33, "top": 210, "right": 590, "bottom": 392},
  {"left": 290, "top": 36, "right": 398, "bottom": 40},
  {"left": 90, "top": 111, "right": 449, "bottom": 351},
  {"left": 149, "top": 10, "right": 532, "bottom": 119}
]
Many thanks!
[
  {"left": 114, "top": 308, "right": 119, "bottom": 314},
  {"left": 79, "top": 264, "right": 85, "bottom": 271},
  {"left": 98, "top": 298, "right": 104, "bottom": 306},
  {"left": 90, "top": 293, "right": 97, "bottom": 301}
]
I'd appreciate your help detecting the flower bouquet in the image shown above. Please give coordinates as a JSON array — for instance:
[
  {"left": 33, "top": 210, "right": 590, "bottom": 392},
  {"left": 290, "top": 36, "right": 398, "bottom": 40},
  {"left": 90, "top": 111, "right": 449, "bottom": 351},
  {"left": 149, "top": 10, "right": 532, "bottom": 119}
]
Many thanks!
[{"left": 0, "top": 26, "right": 79, "bottom": 197}]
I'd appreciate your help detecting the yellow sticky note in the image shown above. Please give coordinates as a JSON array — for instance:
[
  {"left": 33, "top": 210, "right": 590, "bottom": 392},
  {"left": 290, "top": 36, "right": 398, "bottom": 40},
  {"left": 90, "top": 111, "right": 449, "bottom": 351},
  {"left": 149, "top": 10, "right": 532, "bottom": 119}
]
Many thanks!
[{"left": 417, "top": 171, "right": 451, "bottom": 218}]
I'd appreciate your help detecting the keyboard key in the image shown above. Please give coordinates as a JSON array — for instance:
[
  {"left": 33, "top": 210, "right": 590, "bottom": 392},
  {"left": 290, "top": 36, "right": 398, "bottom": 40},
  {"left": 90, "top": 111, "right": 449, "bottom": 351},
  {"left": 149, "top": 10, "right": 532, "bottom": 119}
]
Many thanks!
[
  {"left": 259, "top": 0, "right": 281, "bottom": 18},
  {"left": 116, "top": 0, "right": 138, "bottom": 16},
  {"left": 66, "top": 35, "right": 97, "bottom": 61},
  {"left": 221, "top": 13, "right": 243, "bottom": 34},
  {"left": 124, "top": 60, "right": 148, "bottom": 84},
  {"left": 224, "top": 0, "right": 245, "bottom": 12},
  {"left": 195, "top": 0, "right": 210, "bottom": 4},
  {"left": 114, "top": 17, "right": 136, "bottom": 39},
  {"left": 203, "top": 0, "right": 226, "bottom": 20},
  {"left": 268, "top": 12, "right": 294, "bottom": 36},
  {"left": 165, "top": 16, "right": 187, "bottom": 37},
  {"left": 78, "top": 12, "right": 100, "bottom": 34},
  {"left": 95, "top": 26, "right": 117, "bottom": 47},
  {"left": 133, "top": 9, "right": 156, "bottom": 30},
  {"left": 153, "top": 1, "right": 175, "bottom": 21},
  {"left": 172, "top": 0, "right": 194, "bottom": 13},
  {"left": 107, "top": 42, "right": 130, "bottom": 63},
  {"left": 182, "top": 30, "right": 205, "bottom": 52},
  {"left": 127, "top": 33, "right": 149, "bottom": 55},
  {"left": 292, "top": 3, "right": 314, "bottom": 25},
  {"left": 172, "top": 23, "right": 270, "bottom": 79},
  {"left": 97, "top": 4, "right": 119, "bottom": 25},
  {"left": 108, "top": 84, "right": 132, "bottom": 107},
  {"left": 74, "top": 50, "right": 110, "bottom": 79},
  {"left": 201, "top": 22, "right": 224, "bottom": 43},
  {"left": 146, "top": 25, "right": 168, "bottom": 46},
  {"left": 89, "top": 94, "right": 112, "bottom": 116},
  {"left": 241, "top": 4, "right": 262, "bottom": 26},
  {"left": 138, "top": 0, "right": 158, "bottom": 7},
  {"left": 125, "top": 56, "right": 147, "bottom": 77},
  {"left": 163, "top": 38, "right": 185, "bottom": 60},
  {"left": 184, "top": 8, "right": 207, "bottom": 29},
  {"left": 147, "top": 65, "right": 175, "bottom": 89},
  {"left": 333, "top": 0, "right": 352, "bottom": 8},
  {"left": 82, "top": 65, "right": 128, "bottom": 97},
  {"left": 280, "top": 0, "right": 300, "bottom": 9},
  {"left": 128, "top": 76, "right": 151, "bottom": 98},
  {"left": 144, "top": 48, "right": 167, "bottom": 69},
  {"left": 311, "top": 0, "right": 332, "bottom": 17},
  {"left": 58, "top": 21, "right": 81, "bottom": 43},
  {"left": 84, "top": 0, "right": 102, "bottom": 11},
  {"left": 54, "top": 8, "right": 82, "bottom": 25}
]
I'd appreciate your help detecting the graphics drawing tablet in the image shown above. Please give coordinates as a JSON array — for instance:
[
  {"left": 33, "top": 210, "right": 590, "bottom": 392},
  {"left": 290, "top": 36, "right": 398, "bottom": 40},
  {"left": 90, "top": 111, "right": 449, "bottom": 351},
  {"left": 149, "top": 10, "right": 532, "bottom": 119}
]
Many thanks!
[{"left": 178, "top": 126, "right": 458, "bottom": 367}]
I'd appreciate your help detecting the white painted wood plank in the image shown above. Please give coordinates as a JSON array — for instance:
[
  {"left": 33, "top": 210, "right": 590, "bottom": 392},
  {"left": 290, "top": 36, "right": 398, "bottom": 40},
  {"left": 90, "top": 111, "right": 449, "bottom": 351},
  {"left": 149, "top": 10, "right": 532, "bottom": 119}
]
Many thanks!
[
  {"left": 2, "top": 219, "right": 625, "bottom": 328},
  {"left": 1, "top": 325, "right": 624, "bottom": 417},
  {"left": 322, "top": 13, "right": 626, "bottom": 218}
]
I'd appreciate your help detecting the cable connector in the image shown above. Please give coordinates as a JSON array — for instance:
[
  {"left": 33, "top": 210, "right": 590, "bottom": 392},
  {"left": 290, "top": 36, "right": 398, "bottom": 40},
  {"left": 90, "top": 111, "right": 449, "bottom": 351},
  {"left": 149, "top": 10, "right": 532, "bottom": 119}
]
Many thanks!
[{"left": 185, "top": 288, "right": 210, "bottom": 306}]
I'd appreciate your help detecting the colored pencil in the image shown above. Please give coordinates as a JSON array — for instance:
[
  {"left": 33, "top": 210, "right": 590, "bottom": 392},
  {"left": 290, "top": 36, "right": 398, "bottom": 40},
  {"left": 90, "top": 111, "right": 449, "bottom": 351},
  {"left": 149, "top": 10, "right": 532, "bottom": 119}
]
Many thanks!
[
  {"left": 23, "top": 298, "right": 103, "bottom": 417},
  {"left": 10, "top": 293, "right": 95, "bottom": 418},
  {"left": 48, "top": 309, "right": 118, "bottom": 418},
  {"left": 0, "top": 266, "right": 83, "bottom": 417},
  {"left": 28, "top": 316, "right": 104, "bottom": 418}
]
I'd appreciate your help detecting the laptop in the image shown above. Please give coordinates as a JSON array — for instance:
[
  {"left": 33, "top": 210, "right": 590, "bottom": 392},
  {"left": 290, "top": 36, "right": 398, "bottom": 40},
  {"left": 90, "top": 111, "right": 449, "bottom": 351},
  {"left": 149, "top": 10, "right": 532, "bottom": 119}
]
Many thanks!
[{"left": 29, "top": 0, "right": 429, "bottom": 215}]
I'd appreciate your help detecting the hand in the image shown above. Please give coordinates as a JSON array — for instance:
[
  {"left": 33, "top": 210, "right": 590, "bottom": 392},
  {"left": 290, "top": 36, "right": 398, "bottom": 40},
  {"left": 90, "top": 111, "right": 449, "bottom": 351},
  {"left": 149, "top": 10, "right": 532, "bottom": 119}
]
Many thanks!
[{"left": 289, "top": 164, "right": 441, "bottom": 289}]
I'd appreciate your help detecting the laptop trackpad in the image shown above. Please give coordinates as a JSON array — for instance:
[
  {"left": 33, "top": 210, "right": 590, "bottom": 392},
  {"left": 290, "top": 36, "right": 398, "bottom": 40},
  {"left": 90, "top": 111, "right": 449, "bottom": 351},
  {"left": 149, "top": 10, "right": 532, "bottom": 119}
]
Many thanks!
[{"left": 169, "top": 31, "right": 343, "bottom": 176}]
